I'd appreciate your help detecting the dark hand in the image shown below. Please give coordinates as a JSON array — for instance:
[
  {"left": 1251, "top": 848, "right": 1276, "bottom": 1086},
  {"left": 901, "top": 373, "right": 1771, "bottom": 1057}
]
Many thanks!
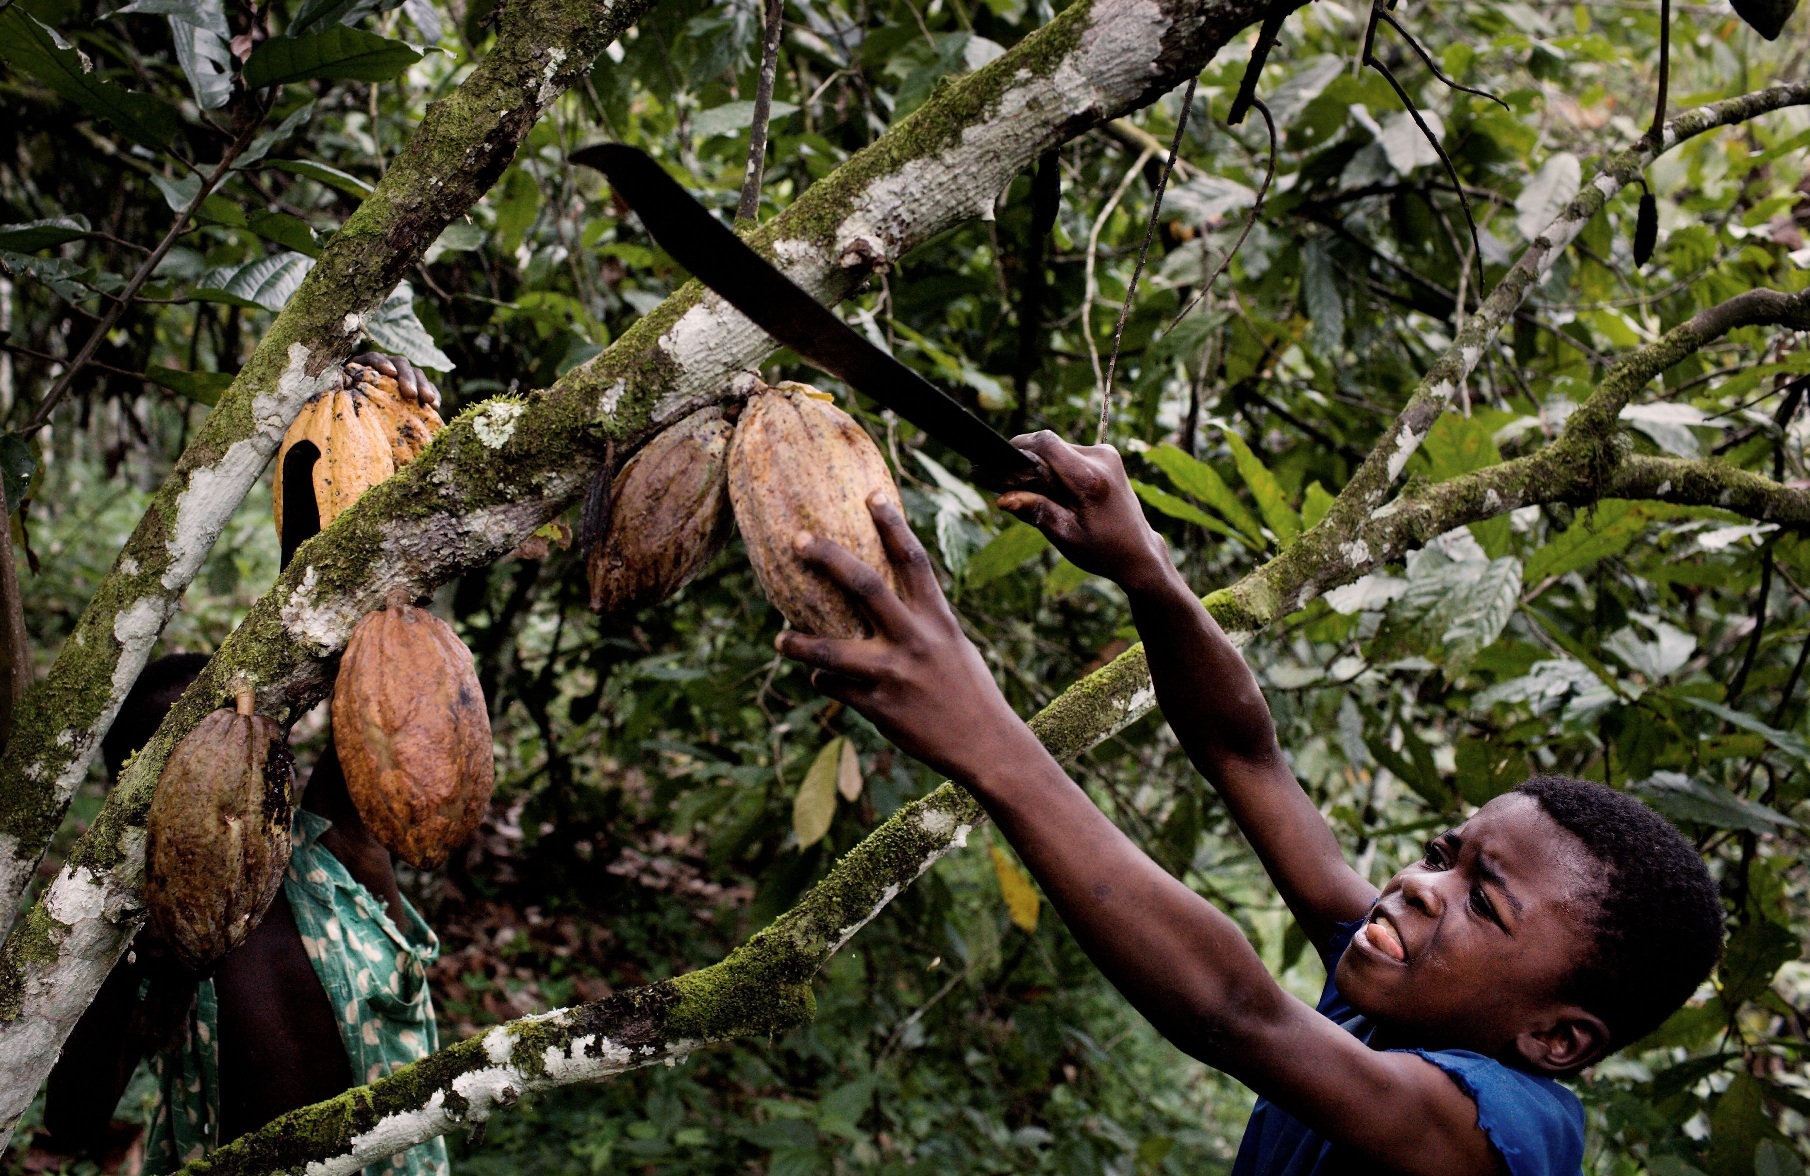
[
  {"left": 347, "top": 352, "right": 441, "bottom": 410},
  {"left": 776, "top": 495, "right": 1039, "bottom": 785},
  {"left": 995, "top": 432, "right": 1173, "bottom": 594}
]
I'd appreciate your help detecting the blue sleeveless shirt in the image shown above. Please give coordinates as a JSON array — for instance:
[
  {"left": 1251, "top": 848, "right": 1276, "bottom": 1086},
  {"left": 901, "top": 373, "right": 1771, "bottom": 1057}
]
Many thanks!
[{"left": 1232, "top": 919, "right": 1585, "bottom": 1176}]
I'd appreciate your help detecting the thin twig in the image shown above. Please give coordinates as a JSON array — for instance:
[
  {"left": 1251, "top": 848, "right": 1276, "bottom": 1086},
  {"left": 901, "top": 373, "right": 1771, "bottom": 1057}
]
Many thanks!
[
  {"left": 737, "top": 0, "right": 786, "bottom": 224},
  {"left": 1167, "top": 98, "right": 1276, "bottom": 334},
  {"left": 1649, "top": 0, "right": 1671, "bottom": 143},
  {"left": 1364, "top": 49, "right": 1484, "bottom": 300},
  {"left": 1375, "top": 10, "right": 1508, "bottom": 111},
  {"left": 24, "top": 114, "right": 265, "bottom": 435},
  {"left": 1081, "top": 146, "right": 1154, "bottom": 418},
  {"left": 1098, "top": 76, "right": 1197, "bottom": 443}
]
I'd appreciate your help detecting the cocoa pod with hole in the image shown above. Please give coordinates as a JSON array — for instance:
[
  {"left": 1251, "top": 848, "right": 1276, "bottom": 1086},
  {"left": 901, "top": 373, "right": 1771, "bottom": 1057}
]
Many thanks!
[
  {"left": 332, "top": 590, "right": 494, "bottom": 868},
  {"left": 145, "top": 688, "right": 296, "bottom": 974},
  {"left": 727, "top": 381, "right": 905, "bottom": 638},
  {"left": 588, "top": 405, "right": 734, "bottom": 614}
]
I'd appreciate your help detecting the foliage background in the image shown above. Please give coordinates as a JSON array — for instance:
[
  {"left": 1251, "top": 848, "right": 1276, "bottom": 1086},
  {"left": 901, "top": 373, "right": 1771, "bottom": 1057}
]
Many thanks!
[{"left": 2, "top": 0, "right": 1808, "bottom": 1169}]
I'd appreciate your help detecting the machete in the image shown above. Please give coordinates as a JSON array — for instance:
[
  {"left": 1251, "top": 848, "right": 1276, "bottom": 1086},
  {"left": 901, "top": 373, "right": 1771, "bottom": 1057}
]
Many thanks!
[{"left": 570, "top": 143, "right": 1039, "bottom": 487}]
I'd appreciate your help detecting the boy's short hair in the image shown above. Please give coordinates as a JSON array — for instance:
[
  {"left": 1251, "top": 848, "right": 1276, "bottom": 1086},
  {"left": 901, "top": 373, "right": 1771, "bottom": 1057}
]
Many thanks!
[
  {"left": 100, "top": 652, "right": 211, "bottom": 781},
  {"left": 1515, "top": 774, "right": 1723, "bottom": 1049}
]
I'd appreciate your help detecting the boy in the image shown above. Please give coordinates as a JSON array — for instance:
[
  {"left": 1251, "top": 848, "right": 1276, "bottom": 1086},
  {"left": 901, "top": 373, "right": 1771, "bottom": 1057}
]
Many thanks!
[{"left": 776, "top": 432, "right": 1725, "bottom": 1175}]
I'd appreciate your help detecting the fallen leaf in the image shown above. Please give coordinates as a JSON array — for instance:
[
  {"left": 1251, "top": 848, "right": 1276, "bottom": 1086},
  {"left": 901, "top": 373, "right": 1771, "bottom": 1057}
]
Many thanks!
[{"left": 991, "top": 844, "right": 1039, "bottom": 933}]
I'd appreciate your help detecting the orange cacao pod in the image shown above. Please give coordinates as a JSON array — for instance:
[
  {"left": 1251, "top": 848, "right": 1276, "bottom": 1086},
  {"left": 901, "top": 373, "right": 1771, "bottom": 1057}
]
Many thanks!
[
  {"left": 589, "top": 406, "right": 734, "bottom": 614},
  {"left": 273, "top": 367, "right": 444, "bottom": 543},
  {"left": 727, "top": 382, "right": 905, "bottom": 638},
  {"left": 145, "top": 689, "right": 295, "bottom": 974},
  {"left": 332, "top": 591, "right": 494, "bottom": 868}
]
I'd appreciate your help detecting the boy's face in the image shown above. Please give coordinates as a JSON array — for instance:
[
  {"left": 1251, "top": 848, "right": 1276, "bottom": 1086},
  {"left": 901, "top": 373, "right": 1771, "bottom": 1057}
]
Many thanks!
[{"left": 1334, "top": 793, "right": 1606, "bottom": 1066}]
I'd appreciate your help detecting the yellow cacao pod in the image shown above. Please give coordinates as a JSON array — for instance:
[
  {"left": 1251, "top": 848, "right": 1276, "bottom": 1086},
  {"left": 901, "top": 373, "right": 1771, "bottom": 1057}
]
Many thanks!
[
  {"left": 145, "top": 690, "right": 296, "bottom": 974},
  {"left": 273, "top": 368, "right": 444, "bottom": 543},
  {"left": 589, "top": 406, "right": 734, "bottom": 614},
  {"left": 332, "top": 591, "right": 494, "bottom": 868},
  {"left": 727, "top": 382, "right": 905, "bottom": 638}
]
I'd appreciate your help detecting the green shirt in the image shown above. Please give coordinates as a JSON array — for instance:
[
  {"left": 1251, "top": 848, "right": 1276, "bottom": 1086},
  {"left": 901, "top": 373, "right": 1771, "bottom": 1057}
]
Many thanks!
[{"left": 146, "top": 810, "right": 449, "bottom": 1176}]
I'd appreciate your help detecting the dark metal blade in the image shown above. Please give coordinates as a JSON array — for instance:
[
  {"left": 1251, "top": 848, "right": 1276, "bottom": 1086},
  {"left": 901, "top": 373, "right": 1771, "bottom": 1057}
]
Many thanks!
[{"left": 570, "top": 143, "right": 1035, "bottom": 483}]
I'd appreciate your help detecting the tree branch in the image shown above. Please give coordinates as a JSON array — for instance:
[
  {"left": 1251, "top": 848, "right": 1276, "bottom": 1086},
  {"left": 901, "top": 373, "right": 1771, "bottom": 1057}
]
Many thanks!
[{"left": 0, "top": 0, "right": 660, "bottom": 935}]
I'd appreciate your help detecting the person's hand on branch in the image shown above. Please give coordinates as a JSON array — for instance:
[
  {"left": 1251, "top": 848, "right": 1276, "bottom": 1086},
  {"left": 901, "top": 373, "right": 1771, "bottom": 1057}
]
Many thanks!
[
  {"left": 347, "top": 352, "right": 441, "bottom": 409},
  {"left": 996, "top": 431, "right": 1174, "bottom": 596},
  {"left": 774, "top": 495, "right": 1042, "bottom": 786}
]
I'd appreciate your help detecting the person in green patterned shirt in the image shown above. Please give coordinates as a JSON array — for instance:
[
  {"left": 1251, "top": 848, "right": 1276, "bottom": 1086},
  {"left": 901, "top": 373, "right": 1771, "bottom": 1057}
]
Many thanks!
[{"left": 38, "top": 355, "right": 455, "bottom": 1176}]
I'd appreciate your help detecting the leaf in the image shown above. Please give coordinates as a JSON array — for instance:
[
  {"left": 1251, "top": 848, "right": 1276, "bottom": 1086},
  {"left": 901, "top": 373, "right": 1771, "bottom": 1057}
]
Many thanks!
[
  {"left": 144, "top": 366, "right": 234, "bottom": 405},
  {"left": 1514, "top": 152, "right": 1581, "bottom": 241},
  {"left": 1523, "top": 500, "right": 1656, "bottom": 583},
  {"left": 1300, "top": 239, "right": 1345, "bottom": 358},
  {"left": 235, "top": 101, "right": 316, "bottom": 169},
  {"left": 1629, "top": 772, "right": 1797, "bottom": 834},
  {"left": 0, "top": 434, "right": 35, "bottom": 510},
  {"left": 1043, "top": 558, "right": 1089, "bottom": 597},
  {"left": 793, "top": 738, "right": 842, "bottom": 849},
  {"left": 1418, "top": 410, "right": 1515, "bottom": 482},
  {"left": 149, "top": 172, "right": 202, "bottom": 212},
  {"left": 117, "top": 0, "right": 233, "bottom": 110},
  {"left": 264, "top": 158, "right": 374, "bottom": 196},
  {"left": 1601, "top": 615, "right": 1694, "bottom": 681},
  {"left": 1376, "top": 108, "right": 1444, "bottom": 175},
  {"left": 835, "top": 738, "right": 862, "bottom": 803},
  {"left": 964, "top": 521, "right": 1048, "bottom": 590},
  {"left": 0, "top": 216, "right": 90, "bottom": 252},
  {"left": 1144, "top": 444, "right": 1263, "bottom": 544},
  {"left": 990, "top": 844, "right": 1039, "bottom": 932},
  {"left": 1372, "top": 551, "right": 1522, "bottom": 674},
  {"left": 1300, "top": 481, "right": 1335, "bottom": 530},
  {"left": 192, "top": 251, "right": 316, "bottom": 311},
  {"left": 361, "top": 281, "right": 454, "bottom": 369},
  {"left": 1220, "top": 431, "right": 1300, "bottom": 543},
  {"left": 692, "top": 99, "right": 800, "bottom": 139},
  {"left": 247, "top": 210, "right": 323, "bottom": 257},
  {"left": 1681, "top": 698, "right": 1810, "bottom": 769},
  {"left": 0, "top": 8, "right": 183, "bottom": 150},
  {"left": 1130, "top": 479, "right": 1243, "bottom": 544},
  {"left": 244, "top": 26, "right": 423, "bottom": 87}
]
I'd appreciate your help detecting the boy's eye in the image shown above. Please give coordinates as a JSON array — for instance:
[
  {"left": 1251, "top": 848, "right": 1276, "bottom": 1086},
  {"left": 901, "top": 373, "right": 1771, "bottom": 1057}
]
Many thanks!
[
  {"left": 1422, "top": 841, "right": 1449, "bottom": 868},
  {"left": 1469, "top": 885, "right": 1501, "bottom": 925}
]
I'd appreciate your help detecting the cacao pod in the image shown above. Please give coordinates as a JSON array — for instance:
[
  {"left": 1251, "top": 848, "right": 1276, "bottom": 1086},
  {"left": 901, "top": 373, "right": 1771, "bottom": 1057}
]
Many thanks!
[
  {"left": 273, "top": 366, "right": 444, "bottom": 544},
  {"left": 727, "top": 381, "right": 905, "bottom": 638},
  {"left": 145, "top": 689, "right": 296, "bottom": 974},
  {"left": 589, "top": 405, "right": 734, "bottom": 614},
  {"left": 332, "top": 590, "right": 494, "bottom": 868}
]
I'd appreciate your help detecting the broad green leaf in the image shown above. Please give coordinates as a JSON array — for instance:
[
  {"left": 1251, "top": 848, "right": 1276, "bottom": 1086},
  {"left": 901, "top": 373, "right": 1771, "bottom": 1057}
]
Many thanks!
[
  {"left": 0, "top": 216, "right": 90, "bottom": 252},
  {"left": 491, "top": 165, "right": 542, "bottom": 258},
  {"left": 793, "top": 738, "right": 842, "bottom": 848},
  {"left": 236, "top": 102, "right": 316, "bottom": 169},
  {"left": 0, "top": 8, "right": 183, "bottom": 150},
  {"left": 150, "top": 172, "right": 202, "bottom": 212},
  {"left": 116, "top": 0, "right": 233, "bottom": 109},
  {"left": 264, "top": 158, "right": 374, "bottom": 196},
  {"left": 1144, "top": 444, "right": 1263, "bottom": 544},
  {"left": 1682, "top": 698, "right": 1810, "bottom": 768},
  {"left": 193, "top": 251, "right": 315, "bottom": 311},
  {"left": 1373, "top": 551, "right": 1521, "bottom": 674},
  {"left": 964, "top": 521, "right": 1048, "bottom": 590},
  {"left": 361, "top": 282, "right": 454, "bottom": 369},
  {"left": 692, "top": 99, "right": 800, "bottom": 139},
  {"left": 1300, "top": 239, "right": 1344, "bottom": 357},
  {"left": 1220, "top": 431, "right": 1301, "bottom": 543},
  {"left": 244, "top": 27, "right": 423, "bottom": 88},
  {"left": 1524, "top": 500, "right": 1652, "bottom": 583},
  {"left": 1130, "top": 479, "right": 1245, "bottom": 545},
  {"left": 1044, "top": 558, "right": 1088, "bottom": 597},
  {"left": 1630, "top": 772, "right": 1798, "bottom": 834},
  {"left": 1418, "top": 410, "right": 1516, "bottom": 482},
  {"left": 144, "top": 366, "right": 235, "bottom": 405},
  {"left": 248, "top": 210, "right": 323, "bottom": 258},
  {"left": 1300, "top": 481, "right": 1335, "bottom": 530},
  {"left": 1514, "top": 151, "right": 1581, "bottom": 241},
  {"left": 990, "top": 844, "right": 1039, "bottom": 932}
]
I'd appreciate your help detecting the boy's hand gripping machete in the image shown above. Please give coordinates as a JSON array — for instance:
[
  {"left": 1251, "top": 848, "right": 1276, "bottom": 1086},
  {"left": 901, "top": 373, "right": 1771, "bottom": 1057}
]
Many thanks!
[{"left": 570, "top": 144, "right": 1045, "bottom": 491}]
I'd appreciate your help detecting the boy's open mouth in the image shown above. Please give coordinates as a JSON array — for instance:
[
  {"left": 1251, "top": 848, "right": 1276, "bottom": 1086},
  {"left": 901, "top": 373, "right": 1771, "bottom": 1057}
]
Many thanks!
[{"left": 1362, "top": 914, "right": 1407, "bottom": 963}]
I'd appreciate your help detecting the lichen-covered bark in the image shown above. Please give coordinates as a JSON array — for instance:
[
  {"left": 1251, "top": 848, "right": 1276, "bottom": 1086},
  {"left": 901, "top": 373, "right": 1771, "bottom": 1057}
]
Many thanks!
[
  {"left": 0, "top": 0, "right": 658, "bottom": 931},
  {"left": 0, "top": 0, "right": 1273, "bottom": 1136}
]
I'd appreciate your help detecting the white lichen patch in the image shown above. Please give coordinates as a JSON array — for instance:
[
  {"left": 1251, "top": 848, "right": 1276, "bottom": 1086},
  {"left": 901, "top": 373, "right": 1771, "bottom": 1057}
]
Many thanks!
[
  {"left": 279, "top": 564, "right": 359, "bottom": 654},
  {"left": 1384, "top": 424, "right": 1421, "bottom": 482},
  {"left": 305, "top": 1090, "right": 450, "bottom": 1176},
  {"left": 597, "top": 378, "right": 627, "bottom": 422},
  {"left": 1340, "top": 539, "right": 1371, "bottom": 566},
  {"left": 472, "top": 401, "right": 527, "bottom": 449},
  {"left": 1123, "top": 682, "right": 1157, "bottom": 721},
  {"left": 537, "top": 46, "right": 567, "bottom": 105},
  {"left": 918, "top": 806, "right": 958, "bottom": 839}
]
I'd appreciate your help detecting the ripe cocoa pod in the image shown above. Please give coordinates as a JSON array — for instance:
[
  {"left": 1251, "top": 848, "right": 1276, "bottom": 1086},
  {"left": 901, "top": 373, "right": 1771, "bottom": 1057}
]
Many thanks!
[
  {"left": 273, "top": 366, "right": 444, "bottom": 544},
  {"left": 332, "top": 590, "right": 494, "bottom": 868},
  {"left": 589, "top": 406, "right": 734, "bottom": 614},
  {"left": 145, "top": 689, "right": 296, "bottom": 974},
  {"left": 727, "top": 382, "right": 905, "bottom": 638}
]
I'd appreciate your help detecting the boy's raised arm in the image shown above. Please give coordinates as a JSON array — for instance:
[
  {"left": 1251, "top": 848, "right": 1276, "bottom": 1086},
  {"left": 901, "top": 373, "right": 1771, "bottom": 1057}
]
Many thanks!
[
  {"left": 775, "top": 502, "right": 1498, "bottom": 1176},
  {"left": 997, "top": 434, "right": 1376, "bottom": 950}
]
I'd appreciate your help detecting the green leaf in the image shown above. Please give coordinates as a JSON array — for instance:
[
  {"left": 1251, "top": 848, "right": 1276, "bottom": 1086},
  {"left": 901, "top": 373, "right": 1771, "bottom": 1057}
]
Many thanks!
[
  {"left": 1220, "top": 431, "right": 1300, "bottom": 543},
  {"left": 1129, "top": 479, "right": 1245, "bottom": 545},
  {"left": 0, "top": 433, "right": 36, "bottom": 510},
  {"left": 1681, "top": 698, "right": 1810, "bottom": 769},
  {"left": 361, "top": 282, "right": 454, "bottom": 370},
  {"left": 243, "top": 26, "right": 423, "bottom": 88},
  {"left": 192, "top": 251, "right": 316, "bottom": 311},
  {"left": 264, "top": 158, "right": 374, "bottom": 196},
  {"left": 1300, "top": 480, "right": 1335, "bottom": 530},
  {"left": 793, "top": 738, "right": 842, "bottom": 848},
  {"left": 491, "top": 165, "right": 543, "bottom": 258},
  {"left": 0, "top": 8, "right": 183, "bottom": 150},
  {"left": 150, "top": 172, "right": 202, "bottom": 212},
  {"left": 1523, "top": 500, "right": 1653, "bottom": 583},
  {"left": 1044, "top": 558, "right": 1089, "bottom": 597},
  {"left": 692, "top": 99, "right": 800, "bottom": 139},
  {"left": 235, "top": 101, "right": 316, "bottom": 169},
  {"left": 1144, "top": 444, "right": 1264, "bottom": 544},
  {"left": 144, "top": 366, "right": 234, "bottom": 406},
  {"left": 116, "top": 0, "right": 234, "bottom": 110},
  {"left": 0, "top": 216, "right": 90, "bottom": 252},
  {"left": 248, "top": 210, "right": 323, "bottom": 257},
  {"left": 1629, "top": 772, "right": 1798, "bottom": 834},
  {"left": 1418, "top": 410, "right": 1516, "bottom": 482},
  {"left": 964, "top": 522, "right": 1048, "bottom": 590},
  {"left": 1372, "top": 552, "right": 1522, "bottom": 675}
]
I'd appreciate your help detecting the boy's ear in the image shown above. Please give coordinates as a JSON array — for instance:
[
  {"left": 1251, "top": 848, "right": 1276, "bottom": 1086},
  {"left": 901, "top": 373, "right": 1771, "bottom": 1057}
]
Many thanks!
[{"left": 1511, "top": 1006, "right": 1611, "bottom": 1075}]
